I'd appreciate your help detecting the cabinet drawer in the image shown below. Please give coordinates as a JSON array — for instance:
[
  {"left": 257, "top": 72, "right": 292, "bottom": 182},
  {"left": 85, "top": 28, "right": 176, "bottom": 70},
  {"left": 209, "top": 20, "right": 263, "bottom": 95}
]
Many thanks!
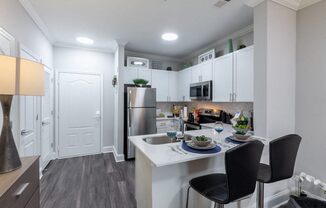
[
  {"left": 0, "top": 159, "right": 39, "bottom": 208},
  {"left": 156, "top": 121, "right": 169, "bottom": 127},
  {"left": 25, "top": 189, "right": 40, "bottom": 208}
]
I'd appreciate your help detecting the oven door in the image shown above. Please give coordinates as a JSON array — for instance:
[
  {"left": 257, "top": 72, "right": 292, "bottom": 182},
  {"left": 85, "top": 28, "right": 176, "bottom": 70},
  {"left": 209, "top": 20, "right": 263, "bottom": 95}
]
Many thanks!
[{"left": 190, "top": 84, "right": 202, "bottom": 100}]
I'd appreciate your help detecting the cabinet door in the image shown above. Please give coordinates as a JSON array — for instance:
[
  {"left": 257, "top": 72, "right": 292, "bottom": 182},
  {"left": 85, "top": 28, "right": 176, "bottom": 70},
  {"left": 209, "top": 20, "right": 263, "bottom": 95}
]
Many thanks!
[
  {"left": 152, "top": 70, "right": 169, "bottom": 102},
  {"left": 191, "top": 65, "right": 201, "bottom": 83},
  {"left": 122, "top": 68, "right": 138, "bottom": 84},
  {"left": 138, "top": 68, "right": 152, "bottom": 85},
  {"left": 168, "top": 71, "right": 178, "bottom": 102},
  {"left": 213, "top": 53, "right": 234, "bottom": 102},
  {"left": 199, "top": 60, "right": 213, "bottom": 82},
  {"left": 234, "top": 46, "right": 254, "bottom": 102},
  {"left": 178, "top": 68, "right": 191, "bottom": 101}
]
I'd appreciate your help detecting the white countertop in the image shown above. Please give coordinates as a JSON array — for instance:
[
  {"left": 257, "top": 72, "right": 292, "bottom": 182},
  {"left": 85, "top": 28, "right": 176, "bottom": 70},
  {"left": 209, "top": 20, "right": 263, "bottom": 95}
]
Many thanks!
[
  {"left": 200, "top": 123, "right": 217, "bottom": 128},
  {"left": 129, "top": 126, "right": 269, "bottom": 167}
]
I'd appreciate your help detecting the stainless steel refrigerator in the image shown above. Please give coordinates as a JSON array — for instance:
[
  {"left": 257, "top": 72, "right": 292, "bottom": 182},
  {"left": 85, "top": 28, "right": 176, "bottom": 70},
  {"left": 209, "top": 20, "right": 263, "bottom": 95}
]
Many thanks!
[{"left": 125, "top": 87, "right": 157, "bottom": 160}]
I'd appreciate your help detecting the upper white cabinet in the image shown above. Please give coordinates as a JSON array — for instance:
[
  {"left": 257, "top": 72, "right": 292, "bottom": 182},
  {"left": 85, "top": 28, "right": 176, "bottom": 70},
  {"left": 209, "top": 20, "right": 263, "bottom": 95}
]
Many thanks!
[
  {"left": 178, "top": 68, "right": 191, "bottom": 101},
  {"left": 122, "top": 67, "right": 152, "bottom": 85},
  {"left": 138, "top": 68, "right": 152, "bottom": 85},
  {"left": 152, "top": 70, "right": 169, "bottom": 102},
  {"left": 151, "top": 70, "right": 178, "bottom": 102},
  {"left": 191, "top": 60, "right": 213, "bottom": 83},
  {"left": 234, "top": 46, "right": 254, "bottom": 102},
  {"left": 168, "top": 71, "right": 178, "bottom": 102},
  {"left": 212, "top": 46, "right": 254, "bottom": 102},
  {"left": 213, "top": 53, "right": 234, "bottom": 102},
  {"left": 122, "top": 67, "right": 138, "bottom": 84}
]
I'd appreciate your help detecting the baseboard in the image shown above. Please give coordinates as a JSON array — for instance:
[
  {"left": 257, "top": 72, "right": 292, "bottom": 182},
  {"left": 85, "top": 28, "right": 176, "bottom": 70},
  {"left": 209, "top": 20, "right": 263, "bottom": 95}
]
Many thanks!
[
  {"left": 102, "top": 146, "right": 114, "bottom": 153},
  {"left": 112, "top": 146, "right": 125, "bottom": 163}
]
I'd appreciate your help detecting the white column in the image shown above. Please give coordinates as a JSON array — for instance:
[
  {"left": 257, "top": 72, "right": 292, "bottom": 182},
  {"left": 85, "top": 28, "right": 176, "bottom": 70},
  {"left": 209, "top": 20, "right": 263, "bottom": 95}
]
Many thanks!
[{"left": 253, "top": 0, "right": 296, "bottom": 138}]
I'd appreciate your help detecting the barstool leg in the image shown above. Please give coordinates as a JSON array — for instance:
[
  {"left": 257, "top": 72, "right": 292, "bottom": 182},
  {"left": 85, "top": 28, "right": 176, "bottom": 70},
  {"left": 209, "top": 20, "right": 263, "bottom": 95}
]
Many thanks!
[
  {"left": 257, "top": 182, "right": 264, "bottom": 208},
  {"left": 186, "top": 186, "right": 191, "bottom": 208}
]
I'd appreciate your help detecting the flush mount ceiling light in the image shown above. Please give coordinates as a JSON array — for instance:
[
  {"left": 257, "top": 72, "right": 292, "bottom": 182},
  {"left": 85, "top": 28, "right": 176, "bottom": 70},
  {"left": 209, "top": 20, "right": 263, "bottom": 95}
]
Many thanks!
[
  {"left": 76, "top": 37, "right": 94, "bottom": 45},
  {"left": 161, "top": 33, "right": 178, "bottom": 41},
  {"left": 133, "top": 61, "right": 144, "bottom": 65}
]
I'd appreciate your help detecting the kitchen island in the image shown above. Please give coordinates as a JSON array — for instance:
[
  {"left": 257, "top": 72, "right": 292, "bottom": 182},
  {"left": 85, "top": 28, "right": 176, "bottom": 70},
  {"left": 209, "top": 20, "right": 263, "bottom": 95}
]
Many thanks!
[{"left": 129, "top": 126, "right": 270, "bottom": 208}]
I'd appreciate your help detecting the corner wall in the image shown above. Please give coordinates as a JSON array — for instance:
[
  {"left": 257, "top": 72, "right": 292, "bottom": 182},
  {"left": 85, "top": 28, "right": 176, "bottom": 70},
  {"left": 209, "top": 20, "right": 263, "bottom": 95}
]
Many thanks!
[{"left": 295, "top": 0, "right": 326, "bottom": 182}]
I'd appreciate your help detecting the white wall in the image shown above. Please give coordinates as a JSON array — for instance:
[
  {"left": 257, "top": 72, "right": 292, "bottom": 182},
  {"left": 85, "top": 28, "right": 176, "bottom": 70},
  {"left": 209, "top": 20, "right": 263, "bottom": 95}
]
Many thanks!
[
  {"left": 254, "top": 1, "right": 296, "bottom": 138},
  {"left": 54, "top": 47, "right": 115, "bottom": 147},
  {"left": 0, "top": 0, "right": 53, "bottom": 67},
  {"left": 0, "top": 0, "right": 53, "bottom": 151},
  {"left": 295, "top": 1, "right": 326, "bottom": 182}
]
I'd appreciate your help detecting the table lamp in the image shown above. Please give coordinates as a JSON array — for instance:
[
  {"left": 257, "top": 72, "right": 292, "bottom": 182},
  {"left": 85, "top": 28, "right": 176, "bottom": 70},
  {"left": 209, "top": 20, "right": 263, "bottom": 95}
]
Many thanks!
[{"left": 0, "top": 55, "right": 44, "bottom": 174}]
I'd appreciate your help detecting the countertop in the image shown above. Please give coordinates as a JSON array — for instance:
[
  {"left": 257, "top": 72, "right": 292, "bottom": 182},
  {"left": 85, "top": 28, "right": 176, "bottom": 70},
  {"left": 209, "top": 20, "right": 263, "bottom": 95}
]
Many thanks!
[
  {"left": 129, "top": 126, "right": 269, "bottom": 167},
  {"left": 156, "top": 117, "right": 179, "bottom": 121}
]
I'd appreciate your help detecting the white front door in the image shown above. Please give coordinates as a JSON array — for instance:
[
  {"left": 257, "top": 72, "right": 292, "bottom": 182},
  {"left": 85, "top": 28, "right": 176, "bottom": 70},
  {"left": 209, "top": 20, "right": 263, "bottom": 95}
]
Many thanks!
[
  {"left": 58, "top": 72, "right": 101, "bottom": 158},
  {"left": 19, "top": 47, "right": 40, "bottom": 157},
  {"left": 40, "top": 67, "right": 54, "bottom": 168}
]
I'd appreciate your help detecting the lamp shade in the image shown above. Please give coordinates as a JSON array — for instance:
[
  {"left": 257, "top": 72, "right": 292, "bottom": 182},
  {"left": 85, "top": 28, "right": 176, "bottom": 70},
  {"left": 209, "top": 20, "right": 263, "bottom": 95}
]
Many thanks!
[
  {"left": 0, "top": 55, "right": 17, "bottom": 95},
  {"left": 18, "top": 58, "right": 44, "bottom": 96},
  {"left": 0, "top": 55, "right": 44, "bottom": 96}
]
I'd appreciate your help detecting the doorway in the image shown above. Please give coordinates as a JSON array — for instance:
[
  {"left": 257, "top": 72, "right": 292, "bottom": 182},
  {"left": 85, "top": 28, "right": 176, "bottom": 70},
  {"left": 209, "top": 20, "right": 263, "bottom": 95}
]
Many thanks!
[{"left": 57, "top": 72, "right": 102, "bottom": 158}]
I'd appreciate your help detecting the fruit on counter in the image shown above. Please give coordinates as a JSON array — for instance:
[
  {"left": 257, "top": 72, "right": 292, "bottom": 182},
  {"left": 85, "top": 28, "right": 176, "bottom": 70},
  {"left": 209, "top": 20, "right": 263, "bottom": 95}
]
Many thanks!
[
  {"left": 158, "top": 113, "right": 165, "bottom": 118},
  {"left": 233, "top": 115, "right": 250, "bottom": 135}
]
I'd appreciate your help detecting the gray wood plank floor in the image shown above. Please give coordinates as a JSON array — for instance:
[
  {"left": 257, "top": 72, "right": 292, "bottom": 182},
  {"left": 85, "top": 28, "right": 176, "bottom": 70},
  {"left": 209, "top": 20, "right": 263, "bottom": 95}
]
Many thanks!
[{"left": 40, "top": 153, "right": 136, "bottom": 208}]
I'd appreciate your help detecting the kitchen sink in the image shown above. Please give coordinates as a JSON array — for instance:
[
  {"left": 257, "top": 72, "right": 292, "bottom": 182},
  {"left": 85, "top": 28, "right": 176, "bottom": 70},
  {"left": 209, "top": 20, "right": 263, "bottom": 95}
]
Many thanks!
[{"left": 143, "top": 134, "right": 192, "bottom": 145}]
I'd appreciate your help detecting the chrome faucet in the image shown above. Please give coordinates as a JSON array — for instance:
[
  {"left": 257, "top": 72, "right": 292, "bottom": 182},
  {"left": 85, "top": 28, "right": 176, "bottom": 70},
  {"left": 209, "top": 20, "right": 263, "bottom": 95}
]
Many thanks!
[{"left": 179, "top": 116, "right": 185, "bottom": 136}]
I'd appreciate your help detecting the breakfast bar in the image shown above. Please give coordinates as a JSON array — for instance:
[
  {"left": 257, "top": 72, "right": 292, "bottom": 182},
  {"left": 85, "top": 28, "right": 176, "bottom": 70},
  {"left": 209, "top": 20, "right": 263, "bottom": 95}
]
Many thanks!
[{"left": 129, "top": 126, "right": 270, "bottom": 208}]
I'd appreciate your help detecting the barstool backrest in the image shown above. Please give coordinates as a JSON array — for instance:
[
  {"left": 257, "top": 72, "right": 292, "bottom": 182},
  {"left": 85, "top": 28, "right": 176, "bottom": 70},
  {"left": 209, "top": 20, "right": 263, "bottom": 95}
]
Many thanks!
[
  {"left": 225, "top": 140, "right": 264, "bottom": 202},
  {"left": 269, "top": 134, "right": 302, "bottom": 183}
]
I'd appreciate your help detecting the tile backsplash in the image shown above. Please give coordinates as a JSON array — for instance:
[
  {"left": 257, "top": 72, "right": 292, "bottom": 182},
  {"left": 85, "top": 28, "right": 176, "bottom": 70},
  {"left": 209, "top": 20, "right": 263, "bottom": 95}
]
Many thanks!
[{"left": 157, "top": 102, "right": 253, "bottom": 117}]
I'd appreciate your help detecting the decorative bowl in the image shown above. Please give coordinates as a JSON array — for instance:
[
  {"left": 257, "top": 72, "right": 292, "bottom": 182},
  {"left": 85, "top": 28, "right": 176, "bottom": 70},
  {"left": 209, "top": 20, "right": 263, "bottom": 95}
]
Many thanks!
[
  {"left": 191, "top": 136, "right": 212, "bottom": 147},
  {"left": 232, "top": 126, "right": 250, "bottom": 135},
  {"left": 232, "top": 132, "right": 251, "bottom": 140}
]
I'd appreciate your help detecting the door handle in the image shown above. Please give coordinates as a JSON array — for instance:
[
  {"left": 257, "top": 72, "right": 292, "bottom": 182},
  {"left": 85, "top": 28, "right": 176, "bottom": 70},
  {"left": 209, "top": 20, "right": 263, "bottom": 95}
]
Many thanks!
[
  {"left": 128, "top": 109, "right": 132, "bottom": 127},
  {"left": 42, "top": 121, "right": 50, "bottom": 126},
  {"left": 15, "top": 183, "right": 29, "bottom": 197},
  {"left": 21, "top": 129, "right": 33, "bottom": 136}
]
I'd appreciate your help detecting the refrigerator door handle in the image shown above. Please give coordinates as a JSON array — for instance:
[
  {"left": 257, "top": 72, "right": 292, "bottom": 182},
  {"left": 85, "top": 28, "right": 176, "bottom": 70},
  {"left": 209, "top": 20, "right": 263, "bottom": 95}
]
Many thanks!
[{"left": 128, "top": 109, "right": 132, "bottom": 128}]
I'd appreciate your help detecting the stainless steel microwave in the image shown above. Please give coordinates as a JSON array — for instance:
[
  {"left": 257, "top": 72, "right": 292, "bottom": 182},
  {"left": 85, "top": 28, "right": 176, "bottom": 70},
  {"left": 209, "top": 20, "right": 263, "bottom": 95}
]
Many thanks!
[{"left": 190, "top": 81, "right": 212, "bottom": 100}]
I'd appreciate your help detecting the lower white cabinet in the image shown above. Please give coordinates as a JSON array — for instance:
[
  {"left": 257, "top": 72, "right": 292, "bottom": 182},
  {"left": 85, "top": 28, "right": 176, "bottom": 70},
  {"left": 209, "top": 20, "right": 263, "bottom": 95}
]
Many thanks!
[{"left": 156, "top": 119, "right": 179, "bottom": 133}]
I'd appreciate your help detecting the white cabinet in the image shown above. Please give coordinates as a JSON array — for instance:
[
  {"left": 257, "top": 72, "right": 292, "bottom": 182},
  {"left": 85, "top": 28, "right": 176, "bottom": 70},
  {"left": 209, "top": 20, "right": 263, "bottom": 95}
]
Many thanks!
[
  {"left": 138, "top": 68, "right": 152, "bottom": 85},
  {"left": 178, "top": 68, "right": 191, "bottom": 101},
  {"left": 168, "top": 71, "right": 178, "bottom": 102},
  {"left": 212, "top": 46, "right": 254, "bottom": 102},
  {"left": 122, "top": 68, "right": 138, "bottom": 84},
  {"left": 156, "top": 119, "right": 179, "bottom": 133},
  {"left": 213, "top": 53, "right": 234, "bottom": 102},
  {"left": 234, "top": 46, "right": 254, "bottom": 102},
  {"left": 152, "top": 70, "right": 169, "bottom": 102},
  {"left": 191, "top": 60, "right": 213, "bottom": 83},
  {"left": 152, "top": 70, "right": 178, "bottom": 102}
]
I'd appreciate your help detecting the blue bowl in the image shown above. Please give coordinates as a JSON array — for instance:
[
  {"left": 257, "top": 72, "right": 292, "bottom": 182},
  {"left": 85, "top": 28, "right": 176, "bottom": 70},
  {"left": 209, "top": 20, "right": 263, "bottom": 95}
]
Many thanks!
[{"left": 166, "top": 131, "right": 177, "bottom": 138}]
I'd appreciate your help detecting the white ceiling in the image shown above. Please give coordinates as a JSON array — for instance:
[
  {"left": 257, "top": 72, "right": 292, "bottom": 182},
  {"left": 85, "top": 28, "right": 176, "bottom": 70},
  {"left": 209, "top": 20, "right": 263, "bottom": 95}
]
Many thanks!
[{"left": 28, "top": 0, "right": 253, "bottom": 58}]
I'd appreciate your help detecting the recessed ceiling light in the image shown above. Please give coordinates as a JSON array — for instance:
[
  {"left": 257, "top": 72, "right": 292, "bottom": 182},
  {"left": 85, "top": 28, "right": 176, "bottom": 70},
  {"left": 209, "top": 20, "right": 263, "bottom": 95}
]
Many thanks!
[
  {"left": 133, "top": 61, "right": 144, "bottom": 65},
  {"left": 76, "top": 37, "right": 94, "bottom": 45},
  {"left": 161, "top": 33, "right": 178, "bottom": 41}
]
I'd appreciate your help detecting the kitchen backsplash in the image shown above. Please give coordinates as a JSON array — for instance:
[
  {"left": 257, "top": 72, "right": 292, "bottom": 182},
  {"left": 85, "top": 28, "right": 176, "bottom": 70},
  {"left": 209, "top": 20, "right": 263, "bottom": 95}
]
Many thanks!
[{"left": 157, "top": 102, "right": 253, "bottom": 117}]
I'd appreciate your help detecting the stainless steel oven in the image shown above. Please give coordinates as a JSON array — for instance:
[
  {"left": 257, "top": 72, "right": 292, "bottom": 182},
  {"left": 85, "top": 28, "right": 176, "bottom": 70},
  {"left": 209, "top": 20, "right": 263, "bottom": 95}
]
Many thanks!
[{"left": 190, "top": 81, "right": 212, "bottom": 100}]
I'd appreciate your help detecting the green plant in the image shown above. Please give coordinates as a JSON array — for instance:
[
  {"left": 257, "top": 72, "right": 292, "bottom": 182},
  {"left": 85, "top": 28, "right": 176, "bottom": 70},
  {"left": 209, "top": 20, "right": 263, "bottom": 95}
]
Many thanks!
[{"left": 133, "top": 78, "right": 149, "bottom": 86}]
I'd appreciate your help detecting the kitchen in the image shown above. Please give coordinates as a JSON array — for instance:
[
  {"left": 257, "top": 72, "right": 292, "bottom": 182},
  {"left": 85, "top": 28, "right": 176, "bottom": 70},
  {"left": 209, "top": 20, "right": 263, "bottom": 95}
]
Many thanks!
[{"left": 1, "top": 0, "right": 325, "bottom": 208}]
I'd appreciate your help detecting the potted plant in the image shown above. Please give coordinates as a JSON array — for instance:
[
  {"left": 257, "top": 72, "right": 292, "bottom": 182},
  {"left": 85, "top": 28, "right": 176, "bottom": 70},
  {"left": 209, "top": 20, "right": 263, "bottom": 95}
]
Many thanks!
[{"left": 133, "top": 79, "right": 149, "bottom": 87}]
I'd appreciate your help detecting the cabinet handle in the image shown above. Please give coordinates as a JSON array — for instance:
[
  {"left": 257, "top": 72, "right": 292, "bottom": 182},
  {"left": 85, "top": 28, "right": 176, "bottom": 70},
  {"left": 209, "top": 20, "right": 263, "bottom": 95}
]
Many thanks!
[{"left": 15, "top": 183, "right": 29, "bottom": 197}]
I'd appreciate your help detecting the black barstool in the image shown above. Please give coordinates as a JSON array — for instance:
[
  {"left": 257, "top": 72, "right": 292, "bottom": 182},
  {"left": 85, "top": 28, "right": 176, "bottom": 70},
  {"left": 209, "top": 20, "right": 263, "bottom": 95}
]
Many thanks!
[
  {"left": 186, "top": 140, "right": 264, "bottom": 208},
  {"left": 256, "top": 134, "right": 302, "bottom": 208}
]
